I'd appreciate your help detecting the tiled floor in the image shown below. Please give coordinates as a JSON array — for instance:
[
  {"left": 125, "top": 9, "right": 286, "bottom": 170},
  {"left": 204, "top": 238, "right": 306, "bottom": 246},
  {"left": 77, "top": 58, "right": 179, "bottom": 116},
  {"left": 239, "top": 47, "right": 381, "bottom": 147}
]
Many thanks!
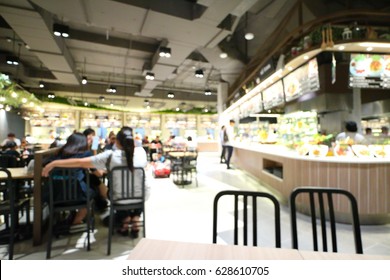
[{"left": 2, "top": 152, "right": 390, "bottom": 259}]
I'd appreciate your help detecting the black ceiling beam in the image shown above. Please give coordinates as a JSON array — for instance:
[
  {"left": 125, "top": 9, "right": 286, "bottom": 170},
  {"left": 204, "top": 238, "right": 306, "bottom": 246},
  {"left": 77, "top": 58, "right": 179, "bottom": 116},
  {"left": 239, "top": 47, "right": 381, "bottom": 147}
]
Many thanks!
[
  {"left": 112, "top": 0, "right": 207, "bottom": 20},
  {"left": 69, "top": 29, "right": 158, "bottom": 53}
]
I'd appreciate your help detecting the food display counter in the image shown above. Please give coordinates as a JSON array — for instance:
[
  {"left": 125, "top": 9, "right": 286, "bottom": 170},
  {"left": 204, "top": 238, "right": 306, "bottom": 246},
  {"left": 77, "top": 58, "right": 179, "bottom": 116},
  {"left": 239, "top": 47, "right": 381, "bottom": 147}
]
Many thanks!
[{"left": 232, "top": 143, "right": 390, "bottom": 225}]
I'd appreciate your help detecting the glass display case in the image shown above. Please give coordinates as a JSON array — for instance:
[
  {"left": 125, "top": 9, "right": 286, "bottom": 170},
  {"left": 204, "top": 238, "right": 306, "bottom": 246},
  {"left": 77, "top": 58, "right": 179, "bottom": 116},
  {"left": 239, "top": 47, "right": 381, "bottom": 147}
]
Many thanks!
[
  {"left": 29, "top": 111, "right": 75, "bottom": 144},
  {"left": 277, "top": 111, "right": 319, "bottom": 147}
]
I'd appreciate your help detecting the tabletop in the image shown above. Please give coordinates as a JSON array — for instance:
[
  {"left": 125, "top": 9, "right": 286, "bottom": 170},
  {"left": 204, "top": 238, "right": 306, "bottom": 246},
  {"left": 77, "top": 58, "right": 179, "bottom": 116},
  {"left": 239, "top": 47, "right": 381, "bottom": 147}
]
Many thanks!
[
  {"left": 127, "top": 238, "right": 390, "bottom": 260},
  {"left": 0, "top": 167, "right": 34, "bottom": 180},
  {"left": 168, "top": 151, "right": 197, "bottom": 158},
  {"left": 128, "top": 238, "right": 302, "bottom": 260}
]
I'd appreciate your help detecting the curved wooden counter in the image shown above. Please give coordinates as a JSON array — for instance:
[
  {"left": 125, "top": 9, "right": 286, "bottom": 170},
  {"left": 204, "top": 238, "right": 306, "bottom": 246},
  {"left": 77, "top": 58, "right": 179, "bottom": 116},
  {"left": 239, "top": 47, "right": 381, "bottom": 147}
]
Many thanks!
[{"left": 232, "top": 143, "right": 390, "bottom": 225}]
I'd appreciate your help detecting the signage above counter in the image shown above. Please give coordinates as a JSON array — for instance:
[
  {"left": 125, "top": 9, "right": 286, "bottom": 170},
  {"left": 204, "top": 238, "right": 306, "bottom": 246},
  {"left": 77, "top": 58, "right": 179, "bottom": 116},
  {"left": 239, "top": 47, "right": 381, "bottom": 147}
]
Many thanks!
[
  {"left": 283, "top": 58, "right": 320, "bottom": 102},
  {"left": 349, "top": 53, "right": 390, "bottom": 89}
]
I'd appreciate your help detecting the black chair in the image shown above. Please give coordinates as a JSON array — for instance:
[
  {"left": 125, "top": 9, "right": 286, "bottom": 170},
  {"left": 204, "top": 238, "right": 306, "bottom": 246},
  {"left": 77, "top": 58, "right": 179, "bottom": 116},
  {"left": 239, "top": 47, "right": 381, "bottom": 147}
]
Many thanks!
[
  {"left": 289, "top": 187, "right": 363, "bottom": 254},
  {"left": 182, "top": 152, "right": 198, "bottom": 187},
  {"left": 0, "top": 154, "right": 23, "bottom": 168},
  {"left": 170, "top": 155, "right": 191, "bottom": 186},
  {"left": 107, "top": 166, "right": 146, "bottom": 255},
  {"left": 212, "top": 190, "right": 281, "bottom": 248},
  {"left": 0, "top": 168, "right": 31, "bottom": 259},
  {"left": 46, "top": 167, "right": 94, "bottom": 259}
]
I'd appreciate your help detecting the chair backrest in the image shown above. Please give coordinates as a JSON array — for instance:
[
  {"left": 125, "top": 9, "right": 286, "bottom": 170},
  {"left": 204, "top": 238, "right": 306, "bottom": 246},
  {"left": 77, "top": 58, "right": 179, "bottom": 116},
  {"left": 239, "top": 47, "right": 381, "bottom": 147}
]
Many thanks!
[
  {"left": 289, "top": 187, "right": 363, "bottom": 254},
  {"left": 0, "top": 167, "right": 15, "bottom": 209},
  {"left": 212, "top": 190, "right": 281, "bottom": 248},
  {"left": 48, "top": 167, "right": 91, "bottom": 206},
  {"left": 108, "top": 166, "right": 145, "bottom": 202},
  {"left": 0, "top": 154, "right": 21, "bottom": 168}
]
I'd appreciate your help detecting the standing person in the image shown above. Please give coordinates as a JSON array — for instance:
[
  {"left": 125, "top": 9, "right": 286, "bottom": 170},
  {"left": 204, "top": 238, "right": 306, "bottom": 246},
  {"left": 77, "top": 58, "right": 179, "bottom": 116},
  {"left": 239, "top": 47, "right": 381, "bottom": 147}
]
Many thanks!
[
  {"left": 224, "top": 120, "right": 235, "bottom": 170},
  {"left": 381, "top": 126, "right": 389, "bottom": 136},
  {"left": 42, "top": 126, "right": 148, "bottom": 238},
  {"left": 336, "top": 121, "right": 366, "bottom": 144},
  {"left": 96, "top": 120, "right": 108, "bottom": 142},
  {"left": 219, "top": 125, "right": 226, "bottom": 163},
  {"left": 1, "top": 132, "right": 21, "bottom": 148}
]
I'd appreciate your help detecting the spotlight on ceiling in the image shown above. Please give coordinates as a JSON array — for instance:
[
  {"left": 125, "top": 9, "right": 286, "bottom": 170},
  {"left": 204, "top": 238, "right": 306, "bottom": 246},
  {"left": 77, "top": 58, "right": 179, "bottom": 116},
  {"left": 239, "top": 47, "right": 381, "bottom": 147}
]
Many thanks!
[
  {"left": 81, "top": 76, "right": 88, "bottom": 85},
  {"left": 245, "top": 32, "right": 254, "bottom": 40},
  {"left": 6, "top": 56, "right": 19, "bottom": 65},
  {"left": 204, "top": 89, "right": 212, "bottom": 95},
  {"left": 167, "top": 92, "right": 175, "bottom": 98},
  {"left": 106, "top": 86, "right": 116, "bottom": 93},
  {"left": 48, "top": 93, "right": 55, "bottom": 99},
  {"left": 145, "top": 72, "right": 155, "bottom": 80},
  {"left": 195, "top": 69, "right": 204, "bottom": 78},
  {"left": 219, "top": 52, "right": 228, "bottom": 59},
  {"left": 53, "top": 23, "right": 69, "bottom": 38},
  {"left": 99, "top": 96, "right": 105, "bottom": 102},
  {"left": 39, "top": 81, "right": 45, "bottom": 88},
  {"left": 159, "top": 47, "right": 171, "bottom": 58}
]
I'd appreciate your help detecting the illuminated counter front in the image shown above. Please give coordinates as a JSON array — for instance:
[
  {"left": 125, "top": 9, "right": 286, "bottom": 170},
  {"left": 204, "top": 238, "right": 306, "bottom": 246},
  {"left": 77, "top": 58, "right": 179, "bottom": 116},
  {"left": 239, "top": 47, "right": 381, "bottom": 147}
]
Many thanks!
[
  {"left": 197, "top": 141, "right": 219, "bottom": 152},
  {"left": 232, "top": 143, "right": 390, "bottom": 225}
]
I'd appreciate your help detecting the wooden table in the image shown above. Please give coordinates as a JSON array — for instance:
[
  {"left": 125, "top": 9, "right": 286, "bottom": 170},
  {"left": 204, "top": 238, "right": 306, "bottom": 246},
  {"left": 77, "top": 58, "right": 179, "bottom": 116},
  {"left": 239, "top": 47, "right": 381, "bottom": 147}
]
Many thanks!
[
  {"left": 0, "top": 167, "right": 34, "bottom": 180},
  {"left": 128, "top": 238, "right": 390, "bottom": 260}
]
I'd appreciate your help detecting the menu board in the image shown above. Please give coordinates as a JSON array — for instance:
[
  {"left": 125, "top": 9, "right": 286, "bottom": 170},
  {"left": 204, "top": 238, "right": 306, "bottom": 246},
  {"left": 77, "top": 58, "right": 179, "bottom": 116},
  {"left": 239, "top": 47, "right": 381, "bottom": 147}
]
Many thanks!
[
  {"left": 262, "top": 80, "right": 284, "bottom": 110},
  {"left": 283, "top": 58, "right": 319, "bottom": 102},
  {"left": 349, "top": 54, "right": 390, "bottom": 89},
  {"left": 240, "top": 93, "right": 263, "bottom": 117},
  {"left": 251, "top": 93, "right": 263, "bottom": 114}
]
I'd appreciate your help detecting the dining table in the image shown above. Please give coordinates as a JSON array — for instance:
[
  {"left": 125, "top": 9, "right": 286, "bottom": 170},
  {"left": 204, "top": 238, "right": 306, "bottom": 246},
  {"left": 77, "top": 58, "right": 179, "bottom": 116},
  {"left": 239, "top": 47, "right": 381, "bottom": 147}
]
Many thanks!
[
  {"left": 0, "top": 167, "right": 34, "bottom": 180},
  {"left": 127, "top": 238, "right": 390, "bottom": 260}
]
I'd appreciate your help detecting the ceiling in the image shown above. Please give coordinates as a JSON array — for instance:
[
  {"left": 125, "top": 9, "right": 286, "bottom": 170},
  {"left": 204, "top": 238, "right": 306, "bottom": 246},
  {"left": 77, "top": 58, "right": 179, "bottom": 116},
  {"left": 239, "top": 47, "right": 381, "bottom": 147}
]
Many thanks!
[{"left": 1, "top": 0, "right": 389, "bottom": 113}]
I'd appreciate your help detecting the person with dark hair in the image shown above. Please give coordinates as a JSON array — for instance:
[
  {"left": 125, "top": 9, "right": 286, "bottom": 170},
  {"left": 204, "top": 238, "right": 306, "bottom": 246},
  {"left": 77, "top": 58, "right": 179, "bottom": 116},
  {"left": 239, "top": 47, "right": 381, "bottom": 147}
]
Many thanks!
[
  {"left": 219, "top": 125, "right": 226, "bottom": 163},
  {"left": 336, "top": 121, "right": 366, "bottom": 144},
  {"left": 43, "top": 132, "right": 91, "bottom": 227},
  {"left": 381, "top": 126, "right": 389, "bottom": 136},
  {"left": 3, "top": 141, "right": 21, "bottom": 158},
  {"left": 1, "top": 132, "right": 21, "bottom": 147},
  {"left": 149, "top": 135, "right": 163, "bottom": 161},
  {"left": 42, "top": 126, "right": 148, "bottom": 238},
  {"left": 83, "top": 128, "right": 98, "bottom": 155},
  {"left": 224, "top": 120, "right": 236, "bottom": 169}
]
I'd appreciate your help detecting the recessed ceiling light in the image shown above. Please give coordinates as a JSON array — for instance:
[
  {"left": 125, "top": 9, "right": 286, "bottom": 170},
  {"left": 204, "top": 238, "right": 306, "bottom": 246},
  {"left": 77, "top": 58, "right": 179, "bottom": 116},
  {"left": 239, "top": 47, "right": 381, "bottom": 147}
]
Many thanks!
[
  {"left": 219, "top": 52, "right": 228, "bottom": 59},
  {"left": 245, "top": 32, "right": 254, "bottom": 40},
  {"left": 303, "top": 55, "right": 309, "bottom": 60},
  {"left": 338, "top": 45, "right": 345, "bottom": 50},
  {"left": 366, "top": 47, "right": 373, "bottom": 51}
]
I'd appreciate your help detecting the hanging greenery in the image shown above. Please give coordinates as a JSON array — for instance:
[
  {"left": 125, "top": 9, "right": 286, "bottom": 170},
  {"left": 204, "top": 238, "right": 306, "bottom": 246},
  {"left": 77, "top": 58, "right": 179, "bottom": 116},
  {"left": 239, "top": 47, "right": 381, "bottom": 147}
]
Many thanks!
[{"left": 0, "top": 73, "right": 42, "bottom": 110}]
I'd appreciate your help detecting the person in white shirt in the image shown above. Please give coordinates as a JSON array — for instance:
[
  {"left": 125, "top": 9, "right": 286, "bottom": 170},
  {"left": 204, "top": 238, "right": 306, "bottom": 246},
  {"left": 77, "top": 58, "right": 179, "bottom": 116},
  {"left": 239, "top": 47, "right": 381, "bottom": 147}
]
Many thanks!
[
  {"left": 336, "top": 121, "right": 366, "bottom": 144},
  {"left": 1, "top": 132, "right": 21, "bottom": 148}
]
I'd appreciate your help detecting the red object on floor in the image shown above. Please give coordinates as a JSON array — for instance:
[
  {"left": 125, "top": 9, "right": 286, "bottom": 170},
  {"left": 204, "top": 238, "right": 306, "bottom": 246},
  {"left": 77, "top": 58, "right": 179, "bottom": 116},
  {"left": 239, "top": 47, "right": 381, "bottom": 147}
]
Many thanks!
[{"left": 151, "top": 161, "right": 171, "bottom": 178}]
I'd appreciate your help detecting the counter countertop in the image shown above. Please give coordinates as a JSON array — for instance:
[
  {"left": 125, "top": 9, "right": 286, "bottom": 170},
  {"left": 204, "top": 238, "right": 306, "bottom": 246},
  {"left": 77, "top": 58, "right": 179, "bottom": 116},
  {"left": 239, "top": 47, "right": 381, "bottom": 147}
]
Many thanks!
[{"left": 232, "top": 142, "right": 390, "bottom": 164}]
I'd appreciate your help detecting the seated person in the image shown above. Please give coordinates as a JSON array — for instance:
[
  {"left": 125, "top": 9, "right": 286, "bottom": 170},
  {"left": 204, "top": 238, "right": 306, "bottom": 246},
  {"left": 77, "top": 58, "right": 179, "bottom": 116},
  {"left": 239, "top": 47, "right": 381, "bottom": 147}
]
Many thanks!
[
  {"left": 3, "top": 141, "right": 21, "bottom": 158},
  {"left": 104, "top": 134, "right": 116, "bottom": 151},
  {"left": 43, "top": 132, "right": 95, "bottom": 227}
]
